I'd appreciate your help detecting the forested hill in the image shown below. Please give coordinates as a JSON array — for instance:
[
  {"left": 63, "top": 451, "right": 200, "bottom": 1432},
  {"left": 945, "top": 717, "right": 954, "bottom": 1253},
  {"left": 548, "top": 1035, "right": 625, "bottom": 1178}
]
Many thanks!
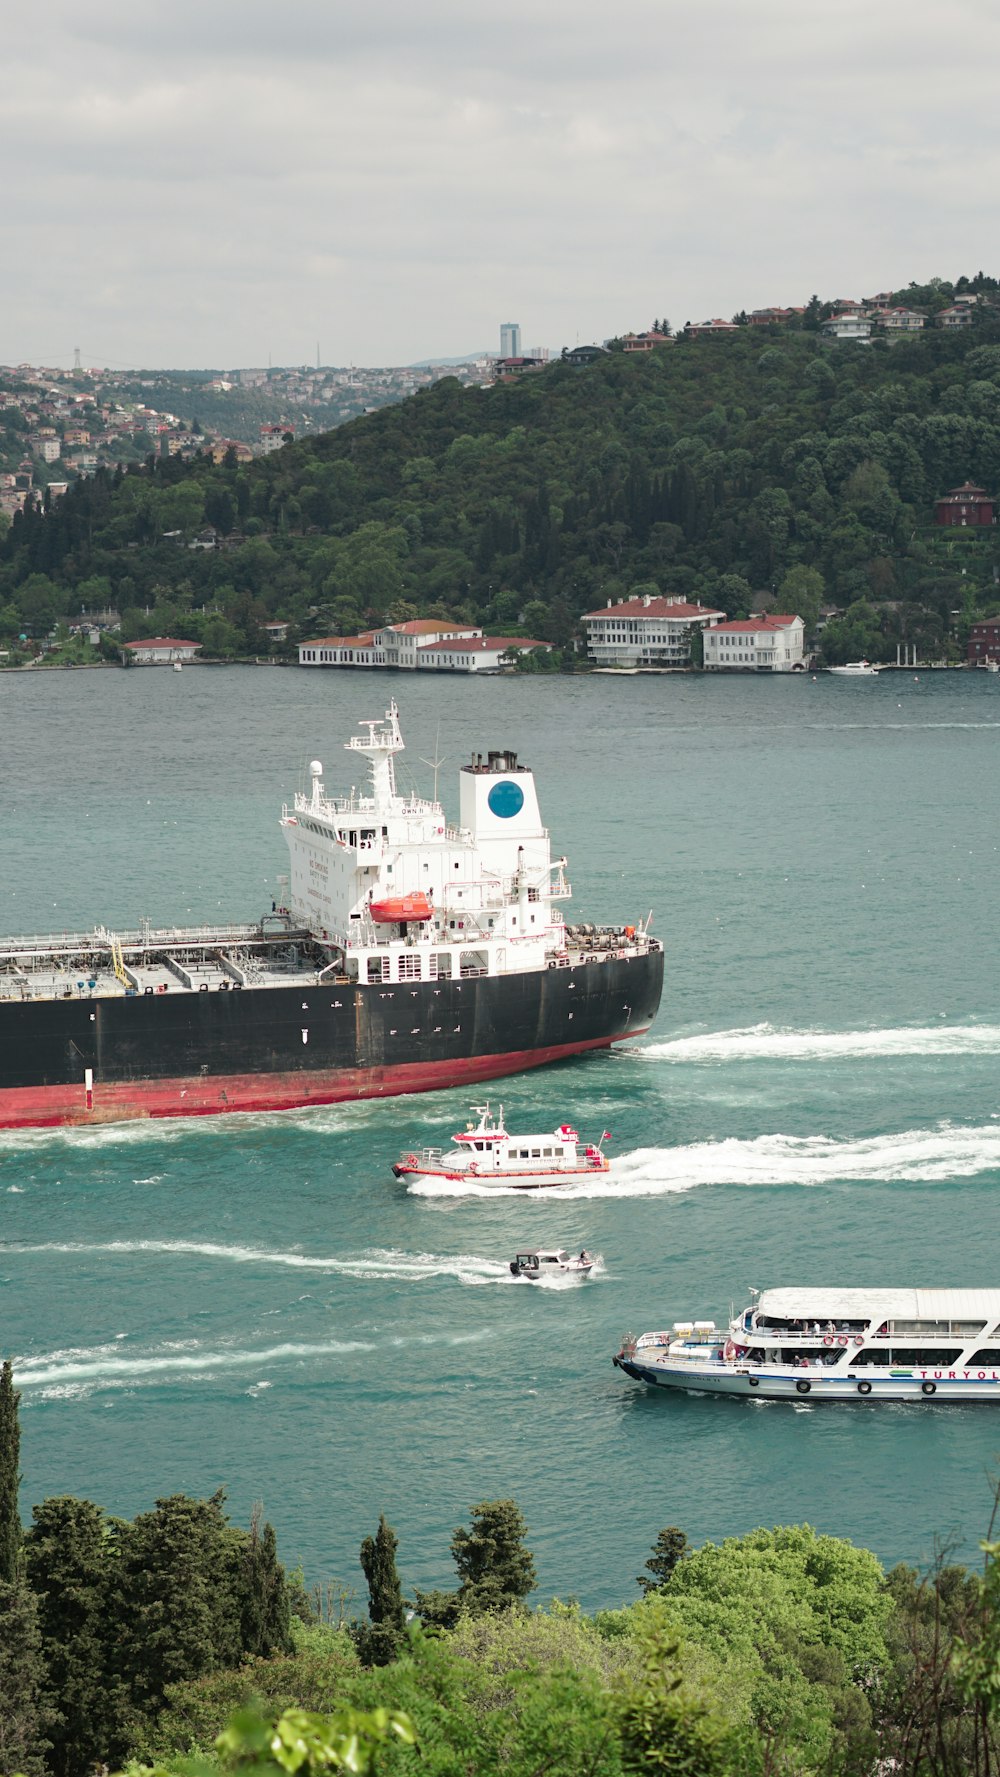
[{"left": 5, "top": 314, "right": 1000, "bottom": 662}]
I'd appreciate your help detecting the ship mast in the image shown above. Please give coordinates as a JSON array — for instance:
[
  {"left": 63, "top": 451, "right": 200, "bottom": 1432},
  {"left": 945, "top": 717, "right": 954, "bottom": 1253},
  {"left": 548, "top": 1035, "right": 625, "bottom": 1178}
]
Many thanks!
[{"left": 345, "top": 699, "right": 404, "bottom": 812}]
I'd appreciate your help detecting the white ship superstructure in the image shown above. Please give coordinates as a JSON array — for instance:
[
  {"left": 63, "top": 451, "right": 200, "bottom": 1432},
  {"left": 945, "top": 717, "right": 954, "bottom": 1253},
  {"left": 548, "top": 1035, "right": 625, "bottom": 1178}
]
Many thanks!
[
  {"left": 614, "top": 1288, "right": 1000, "bottom": 1402},
  {"left": 282, "top": 702, "right": 608, "bottom": 987}
]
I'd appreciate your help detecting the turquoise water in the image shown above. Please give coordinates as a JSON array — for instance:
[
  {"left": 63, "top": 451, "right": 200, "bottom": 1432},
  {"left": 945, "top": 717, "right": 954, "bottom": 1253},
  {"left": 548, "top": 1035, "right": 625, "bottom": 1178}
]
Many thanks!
[{"left": 2, "top": 665, "right": 1000, "bottom": 1607}]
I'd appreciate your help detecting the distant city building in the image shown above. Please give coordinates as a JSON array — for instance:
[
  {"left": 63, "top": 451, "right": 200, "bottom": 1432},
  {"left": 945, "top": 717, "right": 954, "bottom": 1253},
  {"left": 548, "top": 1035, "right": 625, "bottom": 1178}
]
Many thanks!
[
  {"left": 821, "top": 313, "right": 872, "bottom": 342},
  {"left": 259, "top": 423, "right": 293, "bottom": 454},
  {"left": 703, "top": 614, "right": 806, "bottom": 672},
  {"left": 581, "top": 594, "right": 725, "bottom": 668},
  {"left": 492, "top": 357, "right": 546, "bottom": 382},
  {"left": 683, "top": 318, "right": 741, "bottom": 339},
  {"left": 500, "top": 322, "right": 521, "bottom": 359},
  {"left": 934, "top": 483, "right": 995, "bottom": 527}
]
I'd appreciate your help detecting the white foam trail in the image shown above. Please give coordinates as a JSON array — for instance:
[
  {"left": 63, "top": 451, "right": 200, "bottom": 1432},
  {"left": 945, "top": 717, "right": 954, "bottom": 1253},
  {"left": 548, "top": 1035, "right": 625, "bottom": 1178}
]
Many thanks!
[
  {"left": 0, "top": 1100, "right": 463, "bottom": 1153},
  {"left": 640, "top": 1023, "right": 1000, "bottom": 1064},
  {"left": 1, "top": 1239, "right": 516, "bottom": 1286},
  {"left": 410, "top": 1124, "right": 1000, "bottom": 1198},
  {"left": 14, "top": 1326, "right": 490, "bottom": 1393}
]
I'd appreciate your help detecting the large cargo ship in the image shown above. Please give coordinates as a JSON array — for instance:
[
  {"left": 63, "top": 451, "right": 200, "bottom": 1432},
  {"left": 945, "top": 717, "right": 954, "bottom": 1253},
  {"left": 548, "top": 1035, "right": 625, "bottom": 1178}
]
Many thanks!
[{"left": 0, "top": 703, "right": 663, "bottom": 1129}]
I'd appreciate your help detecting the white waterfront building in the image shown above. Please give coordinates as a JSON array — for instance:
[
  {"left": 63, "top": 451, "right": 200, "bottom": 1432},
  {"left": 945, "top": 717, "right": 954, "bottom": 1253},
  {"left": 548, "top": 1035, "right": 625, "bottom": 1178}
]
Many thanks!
[
  {"left": 299, "top": 620, "right": 481, "bottom": 669},
  {"left": 581, "top": 594, "right": 725, "bottom": 668},
  {"left": 703, "top": 614, "right": 805, "bottom": 672},
  {"left": 415, "top": 637, "right": 550, "bottom": 673}
]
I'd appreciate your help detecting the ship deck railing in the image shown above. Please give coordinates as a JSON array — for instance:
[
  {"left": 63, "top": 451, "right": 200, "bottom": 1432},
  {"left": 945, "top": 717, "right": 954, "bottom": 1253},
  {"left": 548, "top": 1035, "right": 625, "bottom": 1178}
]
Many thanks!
[{"left": 0, "top": 921, "right": 311, "bottom": 961}]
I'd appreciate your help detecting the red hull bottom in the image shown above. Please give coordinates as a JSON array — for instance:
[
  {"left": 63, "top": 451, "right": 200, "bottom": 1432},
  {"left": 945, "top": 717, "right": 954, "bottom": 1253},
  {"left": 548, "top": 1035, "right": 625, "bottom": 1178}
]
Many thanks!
[{"left": 0, "top": 1033, "right": 646, "bottom": 1131}]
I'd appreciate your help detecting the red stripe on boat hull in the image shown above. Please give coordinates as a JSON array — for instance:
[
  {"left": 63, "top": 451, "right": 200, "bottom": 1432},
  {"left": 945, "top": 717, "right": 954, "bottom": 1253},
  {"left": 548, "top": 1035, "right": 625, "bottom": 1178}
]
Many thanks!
[{"left": 0, "top": 1032, "right": 648, "bottom": 1131}]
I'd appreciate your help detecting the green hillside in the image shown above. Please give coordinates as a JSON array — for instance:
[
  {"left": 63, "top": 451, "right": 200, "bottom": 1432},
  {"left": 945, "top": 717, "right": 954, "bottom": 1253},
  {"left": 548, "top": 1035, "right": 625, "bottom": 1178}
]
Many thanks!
[{"left": 4, "top": 303, "right": 1000, "bottom": 664}]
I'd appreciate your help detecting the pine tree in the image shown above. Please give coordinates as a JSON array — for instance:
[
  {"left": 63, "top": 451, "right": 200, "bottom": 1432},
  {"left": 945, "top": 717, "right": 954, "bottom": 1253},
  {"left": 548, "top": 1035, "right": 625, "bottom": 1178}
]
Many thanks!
[
  {"left": 358, "top": 1515, "right": 406, "bottom": 1666},
  {"left": 0, "top": 1361, "right": 21, "bottom": 1584},
  {"left": 0, "top": 1578, "right": 49, "bottom": 1777},
  {"left": 25, "top": 1495, "right": 128, "bottom": 1777},
  {"left": 637, "top": 1526, "right": 688, "bottom": 1594},
  {"left": 114, "top": 1491, "right": 244, "bottom": 1725},
  {"left": 240, "top": 1502, "right": 292, "bottom": 1659},
  {"left": 452, "top": 1498, "right": 536, "bottom": 1616}
]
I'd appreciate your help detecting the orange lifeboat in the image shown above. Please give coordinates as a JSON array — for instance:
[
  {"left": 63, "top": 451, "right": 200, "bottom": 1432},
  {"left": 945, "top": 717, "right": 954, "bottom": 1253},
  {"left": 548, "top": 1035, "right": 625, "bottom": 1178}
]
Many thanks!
[{"left": 369, "top": 892, "right": 433, "bottom": 923}]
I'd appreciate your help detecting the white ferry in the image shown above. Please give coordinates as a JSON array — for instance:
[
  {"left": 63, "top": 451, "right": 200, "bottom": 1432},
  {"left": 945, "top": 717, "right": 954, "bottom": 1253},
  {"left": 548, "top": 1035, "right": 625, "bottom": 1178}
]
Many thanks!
[
  {"left": 613, "top": 1288, "right": 1000, "bottom": 1402},
  {"left": 391, "top": 1104, "right": 611, "bottom": 1189}
]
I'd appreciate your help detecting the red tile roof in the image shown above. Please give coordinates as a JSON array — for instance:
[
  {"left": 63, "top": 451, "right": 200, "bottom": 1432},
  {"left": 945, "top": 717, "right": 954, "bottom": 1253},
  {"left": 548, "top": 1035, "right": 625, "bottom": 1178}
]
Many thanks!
[
  {"left": 123, "top": 637, "right": 198, "bottom": 648},
  {"left": 708, "top": 615, "right": 799, "bottom": 633},
  {"left": 582, "top": 598, "right": 725, "bottom": 621},
  {"left": 388, "top": 619, "right": 477, "bottom": 636}
]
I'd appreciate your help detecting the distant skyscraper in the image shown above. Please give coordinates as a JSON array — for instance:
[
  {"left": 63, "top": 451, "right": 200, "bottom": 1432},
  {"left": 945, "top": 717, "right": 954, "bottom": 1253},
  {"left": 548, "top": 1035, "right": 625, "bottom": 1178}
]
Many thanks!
[{"left": 500, "top": 322, "right": 521, "bottom": 359}]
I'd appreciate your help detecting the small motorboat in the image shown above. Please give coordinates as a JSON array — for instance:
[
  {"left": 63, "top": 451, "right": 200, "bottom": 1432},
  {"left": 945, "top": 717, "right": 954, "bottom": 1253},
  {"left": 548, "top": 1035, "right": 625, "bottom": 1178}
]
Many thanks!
[
  {"left": 510, "top": 1248, "right": 594, "bottom": 1280},
  {"left": 368, "top": 892, "right": 433, "bottom": 923},
  {"left": 392, "top": 1104, "right": 611, "bottom": 1188},
  {"left": 172, "top": 661, "right": 183, "bottom": 673},
  {"left": 826, "top": 660, "right": 880, "bottom": 676}
]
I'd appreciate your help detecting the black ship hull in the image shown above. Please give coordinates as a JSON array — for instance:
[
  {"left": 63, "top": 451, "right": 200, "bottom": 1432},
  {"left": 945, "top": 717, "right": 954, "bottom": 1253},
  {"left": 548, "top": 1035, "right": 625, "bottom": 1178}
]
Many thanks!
[{"left": 0, "top": 950, "right": 663, "bottom": 1128}]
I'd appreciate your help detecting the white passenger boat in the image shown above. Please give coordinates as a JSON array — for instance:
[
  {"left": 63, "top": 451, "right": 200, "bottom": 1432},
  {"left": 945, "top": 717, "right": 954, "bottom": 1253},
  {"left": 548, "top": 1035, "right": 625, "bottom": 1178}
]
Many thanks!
[
  {"left": 827, "top": 660, "right": 880, "bottom": 676},
  {"left": 613, "top": 1288, "right": 1000, "bottom": 1402},
  {"left": 510, "top": 1248, "right": 594, "bottom": 1280},
  {"left": 391, "top": 1104, "right": 611, "bottom": 1189}
]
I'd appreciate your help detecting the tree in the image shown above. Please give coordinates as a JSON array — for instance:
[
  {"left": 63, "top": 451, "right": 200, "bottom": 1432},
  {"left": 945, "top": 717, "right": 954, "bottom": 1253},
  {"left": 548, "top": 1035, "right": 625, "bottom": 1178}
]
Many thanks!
[
  {"left": 778, "top": 563, "right": 825, "bottom": 637},
  {"left": 452, "top": 1498, "right": 536, "bottom": 1616},
  {"left": 0, "top": 1579, "right": 49, "bottom": 1777},
  {"left": 24, "top": 1495, "right": 128, "bottom": 1776},
  {"left": 239, "top": 1502, "right": 293, "bottom": 1661},
  {"left": 357, "top": 1516, "right": 406, "bottom": 1667},
  {"left": 114, "top": 1491, "right": 246, "bottom": 1727},
  {"left": 0, "top": 1362, "right": 21, "bottom": 1584},
  {"left": 638, "top": 1528, "right": 688, "bottom": 1594}
]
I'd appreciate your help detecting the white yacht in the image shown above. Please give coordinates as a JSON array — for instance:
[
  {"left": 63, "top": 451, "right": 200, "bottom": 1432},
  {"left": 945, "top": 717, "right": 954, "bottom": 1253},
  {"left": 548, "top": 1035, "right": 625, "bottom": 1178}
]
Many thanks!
[
  {"left": 827, "top": 661, "right": 880, "bottom": 676},
  {"left": 510, "top": 1249, "right": 594, "bottom": 1280},
  {"left": 392, "top": 1104, "right": 611, "bottom": 1189},
  {"left": 613, "top": 1288, "right": 1000, "bottom": 1402}
]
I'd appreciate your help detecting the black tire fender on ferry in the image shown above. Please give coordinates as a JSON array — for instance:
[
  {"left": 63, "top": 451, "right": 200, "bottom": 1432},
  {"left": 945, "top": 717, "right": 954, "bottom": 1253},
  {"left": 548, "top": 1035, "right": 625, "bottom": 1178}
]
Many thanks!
[
  {"left": 747, "top": 1376, "right": 759, "bottom": 1388},
  {"left": 921, "top": 1380, "right": 937, "bottom": 1396},
  {"left": 795, "top": 1379, "right": 811, "bottom": 1394},
  {"left": 857, "top": 1380, "right": 872, "bottom": 1396}
]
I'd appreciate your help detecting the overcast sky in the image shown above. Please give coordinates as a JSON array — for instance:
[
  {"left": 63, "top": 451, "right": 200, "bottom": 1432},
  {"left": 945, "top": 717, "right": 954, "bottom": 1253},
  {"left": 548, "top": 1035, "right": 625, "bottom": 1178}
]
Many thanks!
[{"left": 3, "top": 0, "right": 996, "bottom": 370}]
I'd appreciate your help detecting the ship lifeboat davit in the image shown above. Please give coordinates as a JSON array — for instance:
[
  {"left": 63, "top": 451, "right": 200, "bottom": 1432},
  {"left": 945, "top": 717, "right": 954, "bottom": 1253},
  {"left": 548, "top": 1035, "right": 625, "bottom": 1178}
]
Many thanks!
[{"left": 369, "top": 892, "right": 433, "bottom": 923}]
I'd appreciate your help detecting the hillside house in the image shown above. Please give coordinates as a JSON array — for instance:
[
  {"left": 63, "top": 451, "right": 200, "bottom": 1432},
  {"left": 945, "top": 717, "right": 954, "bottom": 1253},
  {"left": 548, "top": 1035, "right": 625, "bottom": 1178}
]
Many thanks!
[
  {"left": 703, "top": 614, "right": 806, "bottom": 672},
  {"left": 934, "top": 483, "right": 995, "bottom": 527}
]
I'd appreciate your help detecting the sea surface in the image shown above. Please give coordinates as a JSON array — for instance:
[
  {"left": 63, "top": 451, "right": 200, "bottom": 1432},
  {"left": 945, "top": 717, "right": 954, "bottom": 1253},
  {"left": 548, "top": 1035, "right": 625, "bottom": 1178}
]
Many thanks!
[{"left": 2, "top": 663, "right": 1000, "bottom": 1610}]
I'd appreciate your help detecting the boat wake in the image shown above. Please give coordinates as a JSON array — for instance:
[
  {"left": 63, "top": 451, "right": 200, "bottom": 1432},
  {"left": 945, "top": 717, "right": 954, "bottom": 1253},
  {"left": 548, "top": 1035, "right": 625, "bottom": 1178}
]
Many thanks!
[
  {"left": 12, "top": 1324, "right": 492, "bottom": 1399},
  {"left": 410, "top": 1123, "right": 1000, "bottom": 1197},
  {"left": 0, "top": 1239, "right": 566, "bottom": 1288},
  {"left": 639, "top": 1022, "right": 1000, "bottom": 1065}
]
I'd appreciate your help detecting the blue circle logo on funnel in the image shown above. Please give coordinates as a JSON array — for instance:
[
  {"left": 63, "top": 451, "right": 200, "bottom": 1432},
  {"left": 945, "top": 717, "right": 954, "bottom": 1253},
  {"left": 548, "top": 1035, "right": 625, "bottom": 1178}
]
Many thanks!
[{"left": 487, "top": 780, "right": 524, "bottom": 818}]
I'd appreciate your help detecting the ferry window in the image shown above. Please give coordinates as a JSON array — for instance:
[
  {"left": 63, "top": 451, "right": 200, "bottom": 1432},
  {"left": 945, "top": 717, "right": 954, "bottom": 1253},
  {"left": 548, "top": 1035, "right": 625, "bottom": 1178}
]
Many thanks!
[
  {"left": 531, "top": 1149, "right": 541, "bottom": 1158},
  {"left": 542, "top": 1148, "right": 552, "bottom": 1157},
  {"left": 969, "top": 1350, "right": 1000, "bottom": 1366},
  {"left": 554, "top": 1146, "right": 563, "bottom": 1156}
]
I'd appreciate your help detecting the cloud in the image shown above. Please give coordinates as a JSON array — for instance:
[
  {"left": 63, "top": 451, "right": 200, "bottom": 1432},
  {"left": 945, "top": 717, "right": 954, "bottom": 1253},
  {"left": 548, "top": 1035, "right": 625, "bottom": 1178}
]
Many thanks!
[{"left": 3, "top": 0, "right": 999, "bottom": 365}]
